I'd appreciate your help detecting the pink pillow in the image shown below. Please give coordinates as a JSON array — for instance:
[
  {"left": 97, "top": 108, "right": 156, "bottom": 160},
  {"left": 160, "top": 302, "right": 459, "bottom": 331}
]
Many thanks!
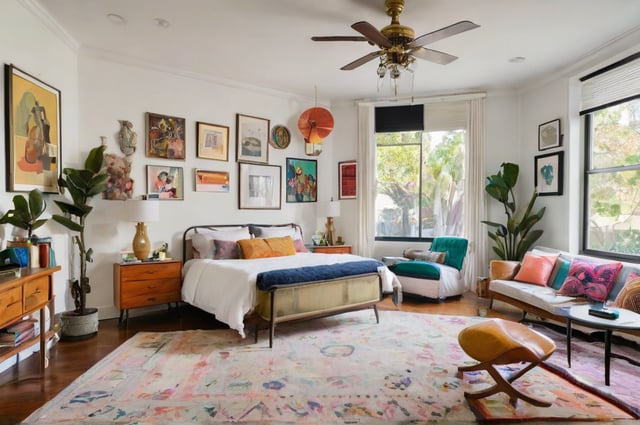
[
  {"left": 557, "top": 259, "right": 623, "bottom": 302},
  {"left": 513, "top": 253, "right": 559, "bottom": 286},
  {"left": 213, "top": 239, "right": 239, "bottom": 260},
  {"left": 293, "top": 238, "right": 308, "bottom": 253}
]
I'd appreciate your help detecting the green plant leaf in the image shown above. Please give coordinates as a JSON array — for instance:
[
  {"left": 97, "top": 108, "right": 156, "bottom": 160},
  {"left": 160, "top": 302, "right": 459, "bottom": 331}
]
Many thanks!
[{"left": 52, "top": 214, "right": 83, "bottom": 232}]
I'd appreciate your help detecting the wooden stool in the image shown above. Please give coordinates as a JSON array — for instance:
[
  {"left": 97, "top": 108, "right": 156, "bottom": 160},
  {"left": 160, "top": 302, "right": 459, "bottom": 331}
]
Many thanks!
[{"left": 457, "top": 318, "right": 556, "bottom": 407}]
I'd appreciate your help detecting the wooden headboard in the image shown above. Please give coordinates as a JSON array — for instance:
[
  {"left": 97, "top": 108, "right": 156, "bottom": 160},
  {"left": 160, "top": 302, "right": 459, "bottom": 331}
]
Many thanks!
[{"left": 182, "top": 223, "right": 303, "bottom": 262}]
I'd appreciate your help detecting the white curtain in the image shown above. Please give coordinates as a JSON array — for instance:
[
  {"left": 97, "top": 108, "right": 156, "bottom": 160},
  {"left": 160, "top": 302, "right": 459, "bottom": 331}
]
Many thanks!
[
  {"left": 462, "top": 97, "right": 488, "bottom": 290},
  {"left": 357, "top": 93, "right": 487, "bottom": 289},
  {"left": 356, "top": 103, "right": 376, "bottom": 257}
]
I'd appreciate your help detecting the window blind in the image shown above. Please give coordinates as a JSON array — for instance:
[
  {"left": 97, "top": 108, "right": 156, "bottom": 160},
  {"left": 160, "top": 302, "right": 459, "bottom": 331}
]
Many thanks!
[
  {"left": 580, "top": 52, "right": 640, "bottom": 115},
  {"left": 375, "top": 104, "right": 424, "bottom": 132}
]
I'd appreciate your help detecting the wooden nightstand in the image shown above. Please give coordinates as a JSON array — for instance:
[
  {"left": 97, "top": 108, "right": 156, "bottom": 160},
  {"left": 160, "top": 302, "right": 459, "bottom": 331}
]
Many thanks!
[
  {"left": 308, "top": 245, "right": 352, "bottom": 254},
  {"left": 113, "top": 260, "right": 182, "bottom": 324}
]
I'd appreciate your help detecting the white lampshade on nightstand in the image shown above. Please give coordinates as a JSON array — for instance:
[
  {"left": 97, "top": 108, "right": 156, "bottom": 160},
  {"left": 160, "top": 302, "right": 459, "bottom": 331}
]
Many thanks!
[
  {"left": 123, "top": 201, "right": 160, "bottom": 260},
  {"left": 317, "top": 198, "right": 340, "bottom": 246}
]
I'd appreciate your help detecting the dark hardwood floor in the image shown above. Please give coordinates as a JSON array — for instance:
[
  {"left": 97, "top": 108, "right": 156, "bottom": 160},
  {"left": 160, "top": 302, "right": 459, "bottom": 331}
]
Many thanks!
[{"left": 0, "top": 292, "right": 513, "bottom": 425}]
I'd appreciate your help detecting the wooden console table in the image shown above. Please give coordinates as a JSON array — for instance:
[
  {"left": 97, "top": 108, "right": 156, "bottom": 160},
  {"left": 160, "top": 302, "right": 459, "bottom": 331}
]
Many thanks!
[{"left": 0, "top": 266, "right": 61, "bottom": 384}]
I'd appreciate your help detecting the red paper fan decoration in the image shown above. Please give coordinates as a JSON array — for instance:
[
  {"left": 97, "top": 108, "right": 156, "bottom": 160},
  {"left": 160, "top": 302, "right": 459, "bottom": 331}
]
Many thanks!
[{"left": 297, "top": 107, "right": 334, "bottom": 144}]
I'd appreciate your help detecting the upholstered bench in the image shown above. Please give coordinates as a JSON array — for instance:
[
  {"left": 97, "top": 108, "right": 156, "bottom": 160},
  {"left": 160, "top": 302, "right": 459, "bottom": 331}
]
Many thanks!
[
  {"left": 457, "top": 318, "right": 556, "bottom": 407},
  {"left": 385, "top": 236, "right": 468, "bottom": 300}
]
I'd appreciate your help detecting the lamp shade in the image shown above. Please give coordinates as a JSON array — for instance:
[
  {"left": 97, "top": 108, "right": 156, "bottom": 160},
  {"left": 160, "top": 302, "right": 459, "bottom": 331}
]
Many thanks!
[
  {"left": 298, "top": 107, "right": 334, "bottom": 144},
  {"left": 317, "top": 199, "right": 340, "bottom": 218},
  {"left": 122, "top": 200, "right": 160, "bottom": 223}
]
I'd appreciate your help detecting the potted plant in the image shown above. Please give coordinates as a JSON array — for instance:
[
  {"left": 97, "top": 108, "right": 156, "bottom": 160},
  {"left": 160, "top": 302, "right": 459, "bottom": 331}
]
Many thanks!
[
  {"left": 482, "top": 162, "right": 546, "bottom": 261},
  {"left": 0, "top": 189, "right": 48, "bottom": 241},
  {"left": 52, "top": 145, "right": 108, "bottom": 339}
]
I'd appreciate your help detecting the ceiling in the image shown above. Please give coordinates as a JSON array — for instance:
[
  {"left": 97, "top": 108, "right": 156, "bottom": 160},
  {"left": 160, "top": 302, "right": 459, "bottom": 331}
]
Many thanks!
[{"left": 32, "top": 0, "right": 640, "bottom": 103}]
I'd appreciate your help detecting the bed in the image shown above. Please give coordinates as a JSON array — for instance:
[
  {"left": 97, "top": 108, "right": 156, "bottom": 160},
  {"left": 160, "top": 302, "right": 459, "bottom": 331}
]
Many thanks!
[{"left": 181, "top": 223, "right": 400, "bottom": 346}]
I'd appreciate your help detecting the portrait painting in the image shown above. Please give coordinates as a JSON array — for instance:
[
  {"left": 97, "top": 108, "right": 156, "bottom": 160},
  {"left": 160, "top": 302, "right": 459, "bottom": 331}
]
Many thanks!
[
  {"left": 286, "top": 157, "right": 317, "bottom": 203},
  {"left": 146, "top": 165, "right": 184, "bottom": 200}
]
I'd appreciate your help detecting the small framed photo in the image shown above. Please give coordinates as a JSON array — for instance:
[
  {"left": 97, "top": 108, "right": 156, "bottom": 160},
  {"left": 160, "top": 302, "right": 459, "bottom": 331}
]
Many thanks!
[
  {"left": 238, "top": 162, "right": 281, "bottom": 209},
  {"left": 195, "top": 169, "right": 230, "bottom": 192},
  {"left": 285, "top": 157, "right": 317, "bottom": 203},
  {"left": 146, "top": 112, "right": 186, "bottom": 159},
  {"left": 538, "top": 118, "right": 561, "bottom": 151},
  {"left": 196, "top": 121, "right": 229, "bottom": 161},
  {"left": 236, "top": 113, "right": 269, "bottom": 163},
  {"left": 338, "top": 160, "right": 357, "bottom": 200},
  {"left": 4, "top": 64, "right": 61, "bottom": 193},
  {"left": 535, "top": 151, "right": 564, "bottom": 196},
  {"left": 146, "top": 165, "right": 184, "bottom": 200}
]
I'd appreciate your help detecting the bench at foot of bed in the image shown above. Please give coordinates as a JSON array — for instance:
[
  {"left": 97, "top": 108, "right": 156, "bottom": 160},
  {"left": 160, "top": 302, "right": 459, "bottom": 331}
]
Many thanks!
[{"left": 254, "top": 273, "right": 382, "bottom": 348}]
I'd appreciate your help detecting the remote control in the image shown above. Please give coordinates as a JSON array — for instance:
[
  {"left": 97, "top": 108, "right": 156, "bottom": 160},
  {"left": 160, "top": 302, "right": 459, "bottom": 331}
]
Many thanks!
[{"left": 588, "top": 307, "right": 619, "bottom": 320}]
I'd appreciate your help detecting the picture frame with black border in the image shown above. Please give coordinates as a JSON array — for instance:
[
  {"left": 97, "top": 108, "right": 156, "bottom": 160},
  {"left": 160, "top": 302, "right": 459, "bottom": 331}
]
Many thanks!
[
  {"left": 538, "top": 118, "right": 561, "bottom": 151},
  {"left": 535, "top": 151, "right": 564, "bottom": 196}
]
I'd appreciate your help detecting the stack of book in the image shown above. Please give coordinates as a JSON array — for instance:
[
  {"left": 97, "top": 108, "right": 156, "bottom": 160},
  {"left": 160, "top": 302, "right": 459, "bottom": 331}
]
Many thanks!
[{"left": 0, "top": 318, "right": 39, "bottom": 348}]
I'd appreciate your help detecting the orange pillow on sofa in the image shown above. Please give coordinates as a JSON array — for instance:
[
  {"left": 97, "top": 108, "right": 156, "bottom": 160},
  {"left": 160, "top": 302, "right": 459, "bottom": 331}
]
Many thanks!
[{"left": 513, "top": 252, "right": 559, "bottom": 286}]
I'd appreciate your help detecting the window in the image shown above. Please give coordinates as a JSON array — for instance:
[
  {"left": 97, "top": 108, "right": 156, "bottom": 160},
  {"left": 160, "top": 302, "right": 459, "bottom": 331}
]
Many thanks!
[
  {"left": 374, "top": 102, "right": 467, "bottom": 240},
  {"left": 584, "top": 98, "right": 640, "bottom": 258},
  {"left": 582, "top": 52, "right": 640, "bottom": 259}
]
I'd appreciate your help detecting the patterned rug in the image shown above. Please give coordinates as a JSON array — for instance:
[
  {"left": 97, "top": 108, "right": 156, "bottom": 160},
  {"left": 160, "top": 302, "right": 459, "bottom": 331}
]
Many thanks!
[{"left": 22, "top": 311, "right": 637, "bottom": 424}]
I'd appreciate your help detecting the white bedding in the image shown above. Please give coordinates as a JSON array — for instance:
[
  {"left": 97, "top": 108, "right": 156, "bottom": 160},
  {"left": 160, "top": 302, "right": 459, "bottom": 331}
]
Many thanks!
[{"left": 181, "top": 253, "right": 399, "bottom": 337}]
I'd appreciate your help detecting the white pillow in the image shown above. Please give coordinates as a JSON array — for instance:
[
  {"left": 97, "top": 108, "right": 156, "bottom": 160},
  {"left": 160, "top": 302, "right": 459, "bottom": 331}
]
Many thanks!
[
  {"left": 191, "top": 227, "right": 251, "bottom": 259},
  {"left": 253, "top": 226, "right": 302, "bottom": 240}
]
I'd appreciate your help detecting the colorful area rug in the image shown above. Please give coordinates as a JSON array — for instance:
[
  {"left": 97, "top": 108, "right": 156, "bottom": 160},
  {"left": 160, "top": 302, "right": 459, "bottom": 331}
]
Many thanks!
[
  {"left": 528, "top": 321, "right": 640, "bottom": 415},
  {"left": 23, "top": 311, "right": 636, "bottom": 424}
]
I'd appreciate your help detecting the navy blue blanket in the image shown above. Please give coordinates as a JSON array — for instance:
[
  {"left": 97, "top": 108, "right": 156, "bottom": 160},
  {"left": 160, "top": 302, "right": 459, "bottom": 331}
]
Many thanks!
[{"left": 256, "top": 260, "right": 382, "bottom": 290}]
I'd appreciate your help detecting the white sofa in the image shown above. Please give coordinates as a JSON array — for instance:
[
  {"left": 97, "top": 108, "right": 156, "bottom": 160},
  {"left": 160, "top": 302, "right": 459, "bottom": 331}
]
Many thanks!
[{"left": 488, "top": 246, "right": 640, "bottom": 338}]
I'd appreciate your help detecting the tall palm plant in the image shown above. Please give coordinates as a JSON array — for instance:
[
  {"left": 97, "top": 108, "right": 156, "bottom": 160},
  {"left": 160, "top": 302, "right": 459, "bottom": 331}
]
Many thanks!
[{"left": 482, "top": 162, "right": 546, "bottom": 261}]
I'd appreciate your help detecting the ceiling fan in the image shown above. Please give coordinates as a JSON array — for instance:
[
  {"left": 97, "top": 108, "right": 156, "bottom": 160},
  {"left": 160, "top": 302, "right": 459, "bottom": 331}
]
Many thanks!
[{"left": 311, "top": 0, "right": 480, "bottom": 79}]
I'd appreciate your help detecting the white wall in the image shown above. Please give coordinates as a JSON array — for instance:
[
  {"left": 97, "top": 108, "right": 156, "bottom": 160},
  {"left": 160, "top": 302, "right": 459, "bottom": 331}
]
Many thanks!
[{"left": 0, "top": 0, "right": 77, "bottom": 313}]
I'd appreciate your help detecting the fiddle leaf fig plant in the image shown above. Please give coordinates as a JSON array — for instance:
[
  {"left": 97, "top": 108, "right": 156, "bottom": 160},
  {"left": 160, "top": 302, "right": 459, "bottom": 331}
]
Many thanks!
[
  {"left": 0, "top": 189, "right": 48, "bottom": 240},
  {"left": 482, "top": 162, "right": 546, "bottom": 261},
  {"left": 52, "top": 145, "right": 109, "bottom": 315}
]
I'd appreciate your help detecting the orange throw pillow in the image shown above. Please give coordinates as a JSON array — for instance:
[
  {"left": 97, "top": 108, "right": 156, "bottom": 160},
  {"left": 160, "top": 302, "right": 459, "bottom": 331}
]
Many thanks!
[
  {"left": 238, "top": 236, "right": 297, "bottom": 259},
  {"left": 513, "top": 253, "right": 559, "bottom": 286},
  {"left": 265, "top": 236, "right": 296, "bottom": 257}
]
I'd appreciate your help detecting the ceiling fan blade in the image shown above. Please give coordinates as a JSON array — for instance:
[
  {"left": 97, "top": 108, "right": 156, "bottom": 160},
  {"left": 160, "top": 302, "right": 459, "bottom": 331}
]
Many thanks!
[
  {"left": 411, "top": 47, "right": 458, "bottom": 65},
  {"left": 311, "top": 36, "right": 369, "bottom": 42},
  {"left": 351, "top": 21, "right": 393, "bottom": 48},
  {"left": 408, "top": 20, "right": 480, "bottom": 49},
  {"left": 341, "top": 51, "right": 383, "bottom": 70}
]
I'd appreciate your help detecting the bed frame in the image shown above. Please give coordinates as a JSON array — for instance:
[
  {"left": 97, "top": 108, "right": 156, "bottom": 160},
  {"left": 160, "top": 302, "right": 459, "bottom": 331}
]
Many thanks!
[{"left": 182, "top": 223, "right": 382, "bottom": 347}]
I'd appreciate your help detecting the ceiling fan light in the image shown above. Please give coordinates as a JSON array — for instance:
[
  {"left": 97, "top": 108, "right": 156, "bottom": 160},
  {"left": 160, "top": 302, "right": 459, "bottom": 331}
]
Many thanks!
[
  {"left": 390, "top": 66, "right": 401, "bottom": 79},
  {"left": 377, "top": 63, "right": 387, "bottom": 78}
]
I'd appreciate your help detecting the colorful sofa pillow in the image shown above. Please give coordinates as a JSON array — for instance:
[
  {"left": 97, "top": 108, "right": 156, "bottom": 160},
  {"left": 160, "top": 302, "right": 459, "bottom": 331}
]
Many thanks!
[
  {"left": 513, "top": 252, "right": 559, "bottom": 286},
  {"left": 614, "top": 272, "right": 640, "bottom": 313},
  {"left": 402, "top": 248, "right": 446, "bottom": 264},
  {"left": 557, "top": 259, "right": 623, "bottom": 302},
  {"left": 548, "top": 257, "right": 571, "bottom": 290}
]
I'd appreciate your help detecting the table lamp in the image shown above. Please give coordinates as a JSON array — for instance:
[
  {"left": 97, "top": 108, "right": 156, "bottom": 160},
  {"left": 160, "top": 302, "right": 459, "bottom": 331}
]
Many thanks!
[
  {"left": 125, "top": 200, "right": 160, "bottom": 260},
  {"left": 317, "top": 198, "right": 340, "bottom": 246}
]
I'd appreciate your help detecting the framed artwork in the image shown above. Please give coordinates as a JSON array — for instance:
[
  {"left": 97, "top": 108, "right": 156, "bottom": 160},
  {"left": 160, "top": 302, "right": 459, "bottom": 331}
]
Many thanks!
[
  {"left": 196, "top": 121, "right": 229, "bottom": 161},
  {"left": 538, "top": 118, "right": 561, "bottom": 151},
  {"left": 146, "top": 165, "right": 184, "bottom": 200},
  {"left": 338, "top": 160, "right": 357, "bottom": 200},
  {"left": 285, "top": 157, "right": 317, "bottom": 203},
  {"left": 236, "top": 113, "right": 269, "bottom": 163},
  {"left": 238, "top": 162, "right": 281, "bottom": 209},
  {"left": 194, "top": 169, "right": 230, "bottom": 192},
  {"left": 146, "top": 112, "right": 186, "bottom": 159},
  {"left": 535, "top": 151, "right": 564, "bottom": 196},
  {"left": 4, "top": 64, "right": 61, "bottom": 193}
]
